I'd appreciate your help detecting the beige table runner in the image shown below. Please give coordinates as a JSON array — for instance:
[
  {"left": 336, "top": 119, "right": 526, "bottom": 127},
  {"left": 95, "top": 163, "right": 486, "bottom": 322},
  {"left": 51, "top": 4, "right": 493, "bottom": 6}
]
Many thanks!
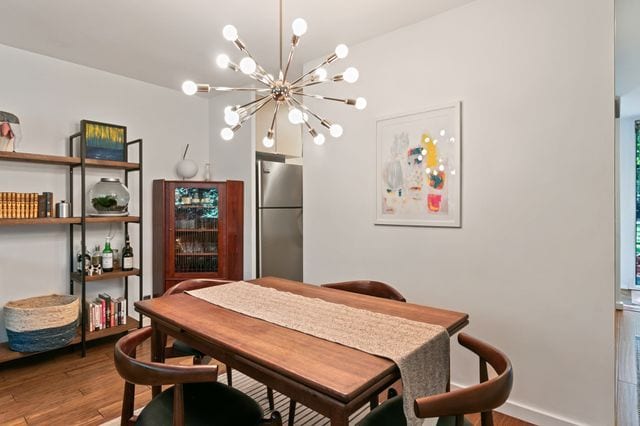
[{"left": 187, "top": 281, "right": 449, "bottom": 426}]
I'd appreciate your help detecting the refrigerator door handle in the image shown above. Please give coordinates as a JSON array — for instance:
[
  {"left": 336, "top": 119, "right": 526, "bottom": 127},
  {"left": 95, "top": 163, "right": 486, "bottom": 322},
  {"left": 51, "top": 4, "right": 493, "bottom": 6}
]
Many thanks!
[{"left": 257, "top": 209, "right": 263, "bottom": 277}]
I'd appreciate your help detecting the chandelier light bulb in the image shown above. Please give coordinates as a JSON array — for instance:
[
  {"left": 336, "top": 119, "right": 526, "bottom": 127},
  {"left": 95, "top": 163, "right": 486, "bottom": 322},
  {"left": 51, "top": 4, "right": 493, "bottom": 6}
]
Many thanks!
[
  {"left": 222, "top": 25, "right": 239, "bottom": 41},
  {"left": 291, "top": 18, "right": 308, "bottom": 36},
  {"left": 224, "top": 105, "right": 235, "bottom": 114},
  {"left": 239, "top": 57, "right": 257, "bottom": 74},
  {"left": 288, "top": 108, "right": 304, "bottom": 124},
  {"left": 355, "top": 97, "right": 367, "bottom": 110},
  {"left": 220, "top": 128, "right": 234, "bottom": 141},
  {"left": 182, "top": 80, "right": 198, "bottom": 96},
  {"left": 343, "top": 67, "right": 359, "bottom": 83},
  {"left": 224, "top": 110, "right": 240, "bottom": 126},
  {"left": 329, "top": 124, "right": 343, "bottom": 138},
  {"left": 216, "top": 54, "right": 231, "bottom": 69},
  {"left": 314, "top": 134, "right": 326, "bottom": 146},
  {"left": 262, "top": 136, "right": 275, "bottom": 148},
  {"left": 335, "top": 44, "right": 349, "bottom": 59},
  {"left": 315, "top": 68, "right": 327, "bottom": 81}
]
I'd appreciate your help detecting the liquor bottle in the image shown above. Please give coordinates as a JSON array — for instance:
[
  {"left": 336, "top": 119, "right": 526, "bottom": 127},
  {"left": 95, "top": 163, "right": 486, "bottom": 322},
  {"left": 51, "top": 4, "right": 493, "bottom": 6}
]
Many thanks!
[
  {"left": 91, "top": 245, "right": 102, "bottom": 268},
  {"left": 122, "top": 234, "right": 134, "bottom": 271},
  {"left": 76, "top": 247, "right": 91, "bottom": 273},
  {"left": 102, "top": 237, "right": 114, "bottom": 272}
]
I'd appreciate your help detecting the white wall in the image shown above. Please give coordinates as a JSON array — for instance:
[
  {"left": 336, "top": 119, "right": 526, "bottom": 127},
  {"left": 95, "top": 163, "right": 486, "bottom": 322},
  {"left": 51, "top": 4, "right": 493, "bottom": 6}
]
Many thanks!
[
  {"left": 619, "top": 115, "right": 638, "bottom": 289},
  {"left": 303, "top": 0, "right": 615, "bottom": 424},
  {"left": 0, "top": 44, "right": 210, "bottom": 340},
  {"left": 209, "top": 92, "right": 256, "bottom": 279}
]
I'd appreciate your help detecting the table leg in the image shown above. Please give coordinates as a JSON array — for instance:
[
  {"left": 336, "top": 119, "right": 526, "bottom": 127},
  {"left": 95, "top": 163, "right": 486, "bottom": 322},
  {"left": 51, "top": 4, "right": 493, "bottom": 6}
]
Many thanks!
[
  {"left": 330, "top": 415, "right": 349, "bottom": 426},
  {"left": 150, "top": 321, "right": 164, "bottom": 397}
]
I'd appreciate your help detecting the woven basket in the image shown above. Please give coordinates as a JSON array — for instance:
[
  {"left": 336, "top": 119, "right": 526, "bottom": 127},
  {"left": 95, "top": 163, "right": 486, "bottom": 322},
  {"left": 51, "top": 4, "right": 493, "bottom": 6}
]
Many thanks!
[{"left": 4, "top": 294, "right": 79, "bottom": 352}]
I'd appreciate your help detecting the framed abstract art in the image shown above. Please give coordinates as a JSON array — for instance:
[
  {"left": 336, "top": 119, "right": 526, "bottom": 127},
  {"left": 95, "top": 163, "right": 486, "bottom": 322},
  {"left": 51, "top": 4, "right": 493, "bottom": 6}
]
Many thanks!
[
  {"left": 81, "top": 120, "right": 127, "bottom": 161},
  {"left": 376, "top": 102, "right": 461, "bottom": 227}
]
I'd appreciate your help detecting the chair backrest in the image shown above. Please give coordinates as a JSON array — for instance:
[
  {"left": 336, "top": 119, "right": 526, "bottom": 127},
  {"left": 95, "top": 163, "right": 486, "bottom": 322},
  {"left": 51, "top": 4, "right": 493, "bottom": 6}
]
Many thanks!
[
  {"left": 413, "top": 333, "right": 513, "bottom": 426},
  {"left": 163, "top": 279, "right": 232, "bottom": 296},
  {"left": 321, "top": 280, "right": 407, "bottom": 302},
  {"left": 114, "top": 327, "right": 219, "bottom": 426}
]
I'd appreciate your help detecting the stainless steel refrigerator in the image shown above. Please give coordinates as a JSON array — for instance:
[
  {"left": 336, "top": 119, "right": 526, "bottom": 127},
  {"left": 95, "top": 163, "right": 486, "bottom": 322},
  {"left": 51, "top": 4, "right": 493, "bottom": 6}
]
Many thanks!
[{"left": 257, "top": 160, "right": 303, "bottom": 280}]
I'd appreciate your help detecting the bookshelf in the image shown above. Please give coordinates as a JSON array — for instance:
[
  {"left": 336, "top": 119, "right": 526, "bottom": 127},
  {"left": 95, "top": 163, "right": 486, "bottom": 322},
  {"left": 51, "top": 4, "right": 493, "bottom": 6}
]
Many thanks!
[{"left": 0, "top": 134, "right": 144, "bottom": 361}]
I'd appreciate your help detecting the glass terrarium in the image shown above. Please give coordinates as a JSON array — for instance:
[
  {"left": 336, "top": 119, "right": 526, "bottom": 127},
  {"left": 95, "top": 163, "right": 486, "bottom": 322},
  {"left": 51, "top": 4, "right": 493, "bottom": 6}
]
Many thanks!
[{"left": 89, "top": 178, "right": 130, "bottom": 216}]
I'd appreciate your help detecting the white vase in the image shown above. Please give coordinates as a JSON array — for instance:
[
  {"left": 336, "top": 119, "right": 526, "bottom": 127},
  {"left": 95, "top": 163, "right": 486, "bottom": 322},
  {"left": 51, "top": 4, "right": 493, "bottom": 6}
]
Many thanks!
[{"left": 176, "top": 159, "right": 198, "bottom": 180}]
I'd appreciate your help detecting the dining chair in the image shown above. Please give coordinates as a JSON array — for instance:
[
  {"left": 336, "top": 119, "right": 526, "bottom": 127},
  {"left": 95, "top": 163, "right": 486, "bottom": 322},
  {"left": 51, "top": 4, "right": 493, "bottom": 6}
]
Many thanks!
[
  {"left": 114, "top": 327, "right": 282, "bottom": 426},
  {"left": 356, "top": 333, "right": 513, "bottom": 426},
  {"left": 285, "top": 280, "right": 407, "bottom": 426},
  {"left": 162, "top": 279, "right": 275, "bottom": 411}
]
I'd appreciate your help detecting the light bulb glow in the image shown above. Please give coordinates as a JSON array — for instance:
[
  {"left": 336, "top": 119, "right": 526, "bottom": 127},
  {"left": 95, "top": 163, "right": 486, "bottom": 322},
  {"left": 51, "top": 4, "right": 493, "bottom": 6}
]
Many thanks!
[
  {"left": 224, "top": 110, "right": 240, "bottom": 126},
  {"left": 438, "top": 165, "right": 445, "bottom": 171},
  {"left": 291, "top": 18, "right": 308, "bottom": 36},
  {"left": 421, "top": 149, "right": 427, "bottom": 156},
  {"left": 418, "top": 155, "right": 423, "bottom": 161},
  {"left": 450, "top": 169, "right": 456, "bottom": 175},
  {"left": 182, "top": 80, "right": 197, "bottom": 96},
  {"left": 314, "top": 134, "right": 326, "bottom": 146},
  {"left": 262, "top": 136, "right": 275, "bottom": 148},
  {"left": 239, "top": 57, "right": 256, "bottom": 74},
  {"left": 288, "top": 108, "right": 304, "bottom": 124},
  {"left": 220, "top": 128, "right": 234, "bottom": 141},
  {"left": 329, "top": 124, "right": 343, "bottom": 138},
  {"left": 343, "top": 67, "right": 359, "bottom": 83},
  {"left": 216, "top": 54, "right": 230, "bottom": 69},
  {"left": 355, "top": 97, "right": 367, "bottom": 110},
  {"left": 315, "top": 68, "right": 327, "bottom": 80},
  {"left": 222, "top": 25, "right": 238, "bottom": 41},
  {"left": 440, "top": 129, "right": 446, "bottom": 136},
  {"left": 335, "top": 44, "right": 349, "bottom": 59},
  {"left": 449, "top": 137, "right": 455, "bottom": 143},
  {"left": 224, "top": 105, "right": 235, "bottom": 114},
  {"left": 432, "top": 169, "right": 438, "bottom": 176},
  {"left": 425, "top": 168, "right": 431, "bottom": 174}
]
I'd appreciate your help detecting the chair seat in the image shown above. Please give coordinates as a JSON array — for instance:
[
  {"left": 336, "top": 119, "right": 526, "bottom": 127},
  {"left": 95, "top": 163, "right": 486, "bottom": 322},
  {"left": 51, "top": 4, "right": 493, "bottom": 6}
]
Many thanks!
[
  {"left": 136, "top": 381, "right": 263, "bottom": 426},
  {"left": 357, "top": 395, "right": 473, "bottom": 426},
  {"left": 172, "top": 339, "right": 204, "bottom": 357}
]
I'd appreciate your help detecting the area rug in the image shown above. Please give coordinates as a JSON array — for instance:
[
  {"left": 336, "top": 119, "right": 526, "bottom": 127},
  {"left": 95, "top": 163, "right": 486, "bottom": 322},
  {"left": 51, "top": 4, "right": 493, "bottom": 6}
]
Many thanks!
[{"left": 101, "top": 369, "right": 371, "bottom": 425}]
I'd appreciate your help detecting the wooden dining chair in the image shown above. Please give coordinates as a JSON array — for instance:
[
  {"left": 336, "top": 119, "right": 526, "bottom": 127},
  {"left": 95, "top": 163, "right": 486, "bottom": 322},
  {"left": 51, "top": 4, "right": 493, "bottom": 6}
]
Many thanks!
[
  {"left": 114, "top": 327, "right": 282, "bottom": 426},
  {"left": 162, "top": 279, "right": 275, "bottom": 411},
  {"left": 284, "top": 280, "right": 407, "bottom": 426},
  {"left": 322, "top": 280, "right": 407, "bottom": 302},
  {"left": 356, "top": 333, "right": 513, "bottom": 426}
]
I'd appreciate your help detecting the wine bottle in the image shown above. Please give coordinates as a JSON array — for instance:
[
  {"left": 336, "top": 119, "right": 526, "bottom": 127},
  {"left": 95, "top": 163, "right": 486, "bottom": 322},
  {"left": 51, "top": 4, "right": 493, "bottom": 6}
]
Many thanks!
[
  {"left": 122, "top": 234, "right": 134, "bottom": 271},
  {"left": 102, "top": 237, "right": 114, "bottom": 272}
]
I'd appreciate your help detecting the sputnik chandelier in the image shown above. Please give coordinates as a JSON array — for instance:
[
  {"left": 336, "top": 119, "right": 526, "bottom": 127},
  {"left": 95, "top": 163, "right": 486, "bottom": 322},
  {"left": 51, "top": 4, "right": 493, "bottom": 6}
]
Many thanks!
[{"left": 181, "top": 3, "right": 366, "bottom": 147}]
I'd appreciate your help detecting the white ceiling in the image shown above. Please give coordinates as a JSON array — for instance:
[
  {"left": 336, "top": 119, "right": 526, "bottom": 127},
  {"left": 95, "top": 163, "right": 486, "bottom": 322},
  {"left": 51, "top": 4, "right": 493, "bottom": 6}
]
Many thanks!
[
  {"left": 0, "top": 0, "right": 475, "bottom": 92},
  {"left": 616, "top": 0, "right": 640, "bottom": 97}
]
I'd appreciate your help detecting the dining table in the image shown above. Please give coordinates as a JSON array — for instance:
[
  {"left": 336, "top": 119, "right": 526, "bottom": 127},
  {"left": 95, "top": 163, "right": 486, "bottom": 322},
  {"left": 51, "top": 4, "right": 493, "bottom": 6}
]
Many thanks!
[{"left": 134, "top": 277, "right": 469, "bottom": 426}]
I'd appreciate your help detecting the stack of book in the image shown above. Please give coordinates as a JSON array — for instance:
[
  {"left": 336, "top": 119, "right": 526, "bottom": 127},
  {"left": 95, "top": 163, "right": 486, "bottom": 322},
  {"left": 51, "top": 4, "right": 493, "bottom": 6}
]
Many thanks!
[
  {"left": 86, "top": 294, "right": 127, "bottom": 331},
  {"left": 0, "top": 192, "right": 54, "bottom": 218}
]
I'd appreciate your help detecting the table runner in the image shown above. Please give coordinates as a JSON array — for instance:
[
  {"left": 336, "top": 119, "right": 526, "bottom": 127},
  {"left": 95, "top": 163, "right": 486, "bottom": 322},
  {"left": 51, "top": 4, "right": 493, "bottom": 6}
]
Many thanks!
[{"left": 187, "top": 281, "right": 449, "bottom": 426}]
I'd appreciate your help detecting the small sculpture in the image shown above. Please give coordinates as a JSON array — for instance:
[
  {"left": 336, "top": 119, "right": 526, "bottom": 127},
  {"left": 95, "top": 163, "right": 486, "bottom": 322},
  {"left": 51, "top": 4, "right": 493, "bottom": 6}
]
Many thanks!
[{"left": 0, "top": 111, "right": 22, "bottom": 152}]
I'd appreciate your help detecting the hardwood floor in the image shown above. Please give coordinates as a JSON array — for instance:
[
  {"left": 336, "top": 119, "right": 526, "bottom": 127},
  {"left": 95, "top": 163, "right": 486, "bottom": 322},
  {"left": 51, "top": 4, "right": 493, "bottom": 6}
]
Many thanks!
[
  {"left": 0, "top": 334, "right": 529, "bottom": 425},
  {"left": 617, "top": 309, "right": 640, "bottom": 426}
]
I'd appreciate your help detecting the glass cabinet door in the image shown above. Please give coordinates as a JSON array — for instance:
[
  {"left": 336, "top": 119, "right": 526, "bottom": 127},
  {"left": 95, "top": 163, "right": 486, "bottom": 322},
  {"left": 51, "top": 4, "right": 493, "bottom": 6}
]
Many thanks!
[{"left": 173, "top": 185, "right": 219, "bottom": 274}]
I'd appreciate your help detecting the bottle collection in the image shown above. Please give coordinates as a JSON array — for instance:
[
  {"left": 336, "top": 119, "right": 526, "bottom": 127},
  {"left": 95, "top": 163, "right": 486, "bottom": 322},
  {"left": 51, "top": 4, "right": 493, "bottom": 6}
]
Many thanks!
[{"left": 77, "top": 234, "right": 135, "bottom": 276}]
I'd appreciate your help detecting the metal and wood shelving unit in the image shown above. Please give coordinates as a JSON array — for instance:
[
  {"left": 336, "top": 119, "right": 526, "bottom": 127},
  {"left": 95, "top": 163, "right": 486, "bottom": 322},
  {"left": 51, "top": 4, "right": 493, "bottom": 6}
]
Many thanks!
[{"left": 0, "top": 135, "right": 143, "bottom": 363}]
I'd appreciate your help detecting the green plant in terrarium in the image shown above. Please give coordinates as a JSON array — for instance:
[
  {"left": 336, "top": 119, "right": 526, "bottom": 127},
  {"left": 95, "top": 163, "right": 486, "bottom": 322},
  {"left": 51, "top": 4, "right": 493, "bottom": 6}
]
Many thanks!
[{"left": 91, "top": 195, "right": 124, "bottom": 211}]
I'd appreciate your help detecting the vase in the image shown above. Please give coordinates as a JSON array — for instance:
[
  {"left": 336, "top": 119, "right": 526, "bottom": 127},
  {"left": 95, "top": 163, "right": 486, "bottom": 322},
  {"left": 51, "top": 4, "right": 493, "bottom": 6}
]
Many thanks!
[
  {"left": 88, "top": 178, "right": 130, "bottom": 216},
  {"left": 176, "top": 159, "right": 198, "bottom": 180}
]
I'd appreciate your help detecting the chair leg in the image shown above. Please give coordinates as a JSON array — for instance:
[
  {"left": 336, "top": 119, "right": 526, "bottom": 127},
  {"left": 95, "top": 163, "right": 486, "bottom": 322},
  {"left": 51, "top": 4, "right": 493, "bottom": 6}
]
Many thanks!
[
  {"left": 267, "top": 387, "right": 275, "bottom": 410},
  {"left": 192, "top": 354, "right": 202, "bottom": 365},
  {"left": 226, "top": 365, "right": 233, "bottom": 387},
  {"left": 387, "top": 387, "right": 398, "bottom": 399},
  {"left": 480, "top": 411, "right": 494, "bottom": 426},
  {"left": 259, "top": 410, "right": 282, "bottom": 426},
  {"left": 288, "top": 399, "right": 296, "bottom": 426},
  {"left": 369, "top": 394, "right": 379, "bottom": 411}
]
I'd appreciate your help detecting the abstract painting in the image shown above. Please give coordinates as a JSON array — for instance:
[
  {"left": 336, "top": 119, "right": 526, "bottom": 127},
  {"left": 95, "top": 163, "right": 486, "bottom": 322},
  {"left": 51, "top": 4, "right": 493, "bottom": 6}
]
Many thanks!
[
  {"left": 82, "top": 120, "right": 127, "bottom": 161},
  {"left": 376, "top": 102, "right": 460, "bottom": 227}
]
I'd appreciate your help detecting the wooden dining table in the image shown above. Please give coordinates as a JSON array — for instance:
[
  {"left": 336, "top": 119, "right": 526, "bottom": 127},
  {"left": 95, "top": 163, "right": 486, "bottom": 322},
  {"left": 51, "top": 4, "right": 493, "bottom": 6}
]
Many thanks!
[{"left": 134, "top": 277, "right": 469, "bottom": 426}]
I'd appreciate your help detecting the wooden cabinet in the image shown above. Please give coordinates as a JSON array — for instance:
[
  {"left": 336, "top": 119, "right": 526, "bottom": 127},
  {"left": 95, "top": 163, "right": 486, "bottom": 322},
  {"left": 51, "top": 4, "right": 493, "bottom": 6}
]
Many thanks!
[{"left": 152, "top": 180, "right": 243, "bottom": 296}]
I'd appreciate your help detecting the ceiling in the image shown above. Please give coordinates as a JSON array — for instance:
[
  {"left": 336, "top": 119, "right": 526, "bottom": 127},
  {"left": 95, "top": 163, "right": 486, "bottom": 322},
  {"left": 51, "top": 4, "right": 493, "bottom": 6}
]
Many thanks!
[
  {"left": 0, "top": 0, "right": 475, "bottom": 92},
  {"left": 616, "top": 0, "right": 640, "bottom": 97}
]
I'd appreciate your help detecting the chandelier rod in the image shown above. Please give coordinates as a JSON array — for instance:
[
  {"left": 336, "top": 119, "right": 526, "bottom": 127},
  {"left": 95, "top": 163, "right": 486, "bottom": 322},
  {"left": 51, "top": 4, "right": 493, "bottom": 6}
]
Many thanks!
[{"left": 279, "top": 0, "right": 284, "bottom": 74}]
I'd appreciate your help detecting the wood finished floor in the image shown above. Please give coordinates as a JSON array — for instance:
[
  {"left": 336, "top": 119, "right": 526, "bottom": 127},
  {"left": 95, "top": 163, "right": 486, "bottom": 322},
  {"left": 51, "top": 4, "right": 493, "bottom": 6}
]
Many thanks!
[{"left": 0, "top": 335, "right": 531, "bottom": 425}]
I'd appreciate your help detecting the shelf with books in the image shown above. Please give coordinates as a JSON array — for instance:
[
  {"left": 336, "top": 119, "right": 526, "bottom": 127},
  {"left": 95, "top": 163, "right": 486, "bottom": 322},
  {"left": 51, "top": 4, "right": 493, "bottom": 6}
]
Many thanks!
[
  {"left": 0, "top": 216, "right": 141, "bottom": 226},
  {"left": 71, "top": 268, "right": 141, "bottom": 282}
]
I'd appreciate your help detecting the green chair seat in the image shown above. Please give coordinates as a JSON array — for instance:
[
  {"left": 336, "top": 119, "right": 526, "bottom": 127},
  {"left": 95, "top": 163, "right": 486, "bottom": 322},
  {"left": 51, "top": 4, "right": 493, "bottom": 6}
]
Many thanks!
[
  {"left": 172, "top": 339, "right": 204, "bottom": 357},
  {"left": 136, "top": 381, "right": 263, "bottom": 426},
  {"left": 357, "top": 395, "right": 472, "bottom": 426}
]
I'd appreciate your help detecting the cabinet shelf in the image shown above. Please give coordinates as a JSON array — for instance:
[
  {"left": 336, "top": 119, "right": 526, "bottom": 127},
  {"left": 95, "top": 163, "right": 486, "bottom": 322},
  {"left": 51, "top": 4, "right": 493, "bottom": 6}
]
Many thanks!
[
  {"left": 84, "top": 216, "right": 140, "bottom": 224},
  {"left": 0, "top": 317, "right": 139, "bottom": 364},
  {"left": 71, "top": 268, "right": 141, "bottom": 282},
  {"left": 0, "top": 150, "right": 140, "bottom": 170},
  {"left": 175, "top": 252, "right": 218, "bottom": 256},
  {"left": 175, "top": 228, "right": 218, "bottom": 232}
]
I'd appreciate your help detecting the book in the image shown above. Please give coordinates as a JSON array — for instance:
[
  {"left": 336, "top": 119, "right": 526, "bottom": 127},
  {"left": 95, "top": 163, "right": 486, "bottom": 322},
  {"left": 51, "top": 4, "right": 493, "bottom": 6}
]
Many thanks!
[{"left": 98, "top": 294, "right": 111, "bottom": 328}]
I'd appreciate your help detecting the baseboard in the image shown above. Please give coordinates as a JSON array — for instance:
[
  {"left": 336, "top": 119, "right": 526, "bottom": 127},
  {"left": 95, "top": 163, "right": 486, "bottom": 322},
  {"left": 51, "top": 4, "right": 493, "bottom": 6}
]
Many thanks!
[{"left": 450, "top": 382, "right": 582, "bottom": 425}]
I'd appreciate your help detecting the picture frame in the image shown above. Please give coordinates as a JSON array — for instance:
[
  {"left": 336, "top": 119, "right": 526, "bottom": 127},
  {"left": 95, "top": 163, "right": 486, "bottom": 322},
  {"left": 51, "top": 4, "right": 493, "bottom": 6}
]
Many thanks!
[
  {"left": 81, "top": 120, "right": 127, "bottom": 161},
  {"left": 375, "top": 101, "right": 461, "bottom": 227}
]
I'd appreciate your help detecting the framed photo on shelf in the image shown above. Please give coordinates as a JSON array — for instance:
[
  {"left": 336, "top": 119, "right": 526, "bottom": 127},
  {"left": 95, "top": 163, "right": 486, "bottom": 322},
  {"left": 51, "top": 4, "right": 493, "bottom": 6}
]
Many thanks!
[
  {"left": 375, "top": 101, "right": 461, "bottom": 227},
  {"left": 81, "top": 120, "right": 127, "bottom": 161}
]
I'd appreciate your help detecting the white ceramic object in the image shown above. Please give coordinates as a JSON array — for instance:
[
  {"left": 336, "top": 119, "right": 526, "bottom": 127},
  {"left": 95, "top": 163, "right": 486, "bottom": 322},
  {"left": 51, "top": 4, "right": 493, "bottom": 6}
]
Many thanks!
[{"left": 176, "top": 159, "right": 198, "bottom": 180}]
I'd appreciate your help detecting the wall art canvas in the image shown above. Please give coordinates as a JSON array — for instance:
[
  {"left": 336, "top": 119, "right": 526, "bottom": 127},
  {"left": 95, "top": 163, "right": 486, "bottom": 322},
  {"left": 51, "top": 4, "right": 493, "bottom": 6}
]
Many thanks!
[
  {"left": 376, "top": 102, "right": 461, "bottom": 227},
  {"left": 82, "top": 120, "right": 126, "bottom": 161}
]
